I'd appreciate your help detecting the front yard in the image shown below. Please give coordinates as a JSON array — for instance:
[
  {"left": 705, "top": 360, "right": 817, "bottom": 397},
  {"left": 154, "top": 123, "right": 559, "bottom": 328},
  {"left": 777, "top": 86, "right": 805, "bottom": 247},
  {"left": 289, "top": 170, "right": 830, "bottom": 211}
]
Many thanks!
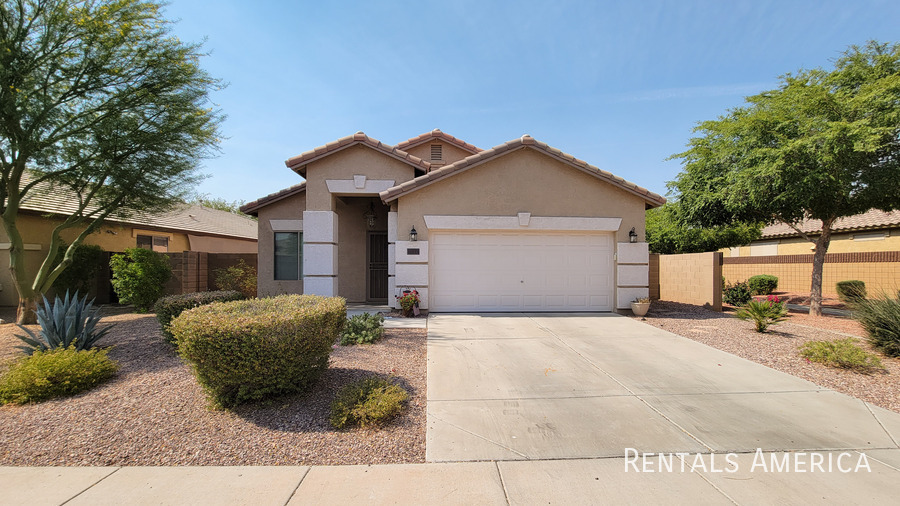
[
  {"left": 0, "top": 308, "right": 426, "bottom": 466},
  {"left": 636, "top": 301, "right": 900, "bottom": 414}
]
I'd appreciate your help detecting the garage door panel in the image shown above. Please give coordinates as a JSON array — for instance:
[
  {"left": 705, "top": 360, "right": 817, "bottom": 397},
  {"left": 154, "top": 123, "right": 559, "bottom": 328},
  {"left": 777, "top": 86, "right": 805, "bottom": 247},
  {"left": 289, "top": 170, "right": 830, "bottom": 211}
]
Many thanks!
[{"left": 430, "top": 231, "right": 614, "bottom": 312}]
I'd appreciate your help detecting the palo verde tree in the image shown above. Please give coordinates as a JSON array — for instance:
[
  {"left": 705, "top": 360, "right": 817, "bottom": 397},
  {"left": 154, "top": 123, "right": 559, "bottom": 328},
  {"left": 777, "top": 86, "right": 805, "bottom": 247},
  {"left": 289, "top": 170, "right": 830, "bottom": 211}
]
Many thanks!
[
  {"left": 0, "top": 0, "right": 224, "bottom": 323},
  {"left": 669, "top": 41, "right": 900, "bottom": 316}
]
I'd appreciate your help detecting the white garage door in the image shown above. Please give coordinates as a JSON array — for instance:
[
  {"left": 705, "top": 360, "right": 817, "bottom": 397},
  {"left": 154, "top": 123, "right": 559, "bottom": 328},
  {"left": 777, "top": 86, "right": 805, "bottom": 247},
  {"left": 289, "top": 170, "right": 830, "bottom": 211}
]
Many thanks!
[{"left": 430, "top": 232, "right": 614, "bottom": 312}]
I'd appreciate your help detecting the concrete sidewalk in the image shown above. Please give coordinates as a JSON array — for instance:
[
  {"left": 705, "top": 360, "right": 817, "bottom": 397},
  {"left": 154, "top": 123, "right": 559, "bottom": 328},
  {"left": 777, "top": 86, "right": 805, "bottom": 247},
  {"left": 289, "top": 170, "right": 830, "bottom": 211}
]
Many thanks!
[{"left": 5, "top": 450, "right": 900, "bottom": 505}]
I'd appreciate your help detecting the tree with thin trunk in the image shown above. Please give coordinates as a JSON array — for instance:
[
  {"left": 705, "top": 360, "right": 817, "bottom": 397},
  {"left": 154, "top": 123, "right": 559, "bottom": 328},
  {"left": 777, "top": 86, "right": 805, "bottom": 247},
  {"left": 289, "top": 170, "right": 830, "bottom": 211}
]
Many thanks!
[
  {"left": 669, "top": 41, "right": 900, "bottom": 316},
  {"left": 0, "top": 0, "right": 224, "bottom": 323}
]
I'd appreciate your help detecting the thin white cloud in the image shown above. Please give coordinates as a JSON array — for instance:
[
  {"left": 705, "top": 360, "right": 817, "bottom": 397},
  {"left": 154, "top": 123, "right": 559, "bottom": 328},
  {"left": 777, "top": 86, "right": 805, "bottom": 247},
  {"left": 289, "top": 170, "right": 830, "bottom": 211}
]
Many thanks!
[{"left": 614, "top": 82, "right": 776, "bottom": 102}]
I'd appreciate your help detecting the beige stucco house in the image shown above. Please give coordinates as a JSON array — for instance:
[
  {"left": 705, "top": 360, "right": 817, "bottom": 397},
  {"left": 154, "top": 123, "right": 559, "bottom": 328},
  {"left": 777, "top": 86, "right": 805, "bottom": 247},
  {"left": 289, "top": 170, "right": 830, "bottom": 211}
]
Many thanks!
[{"left": 242, "top": 130, "right": 665, "bottom": 312}]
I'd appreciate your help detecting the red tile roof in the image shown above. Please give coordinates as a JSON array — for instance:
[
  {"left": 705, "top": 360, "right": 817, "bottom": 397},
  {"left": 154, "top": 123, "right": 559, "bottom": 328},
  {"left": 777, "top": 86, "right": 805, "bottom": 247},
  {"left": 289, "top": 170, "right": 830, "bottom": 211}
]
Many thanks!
[
  {"left": 395, "top": 128, "right": 482, "bottom": 154},
  {"left": 240, "top": 182, "right": 306, "bottom": 216},
  {"left": 761, "top": 209, "right": 900, "bottom": 238},
  {"left": 284, "top": 132, "right": 430, "bottom": 175},
  {"left": 380, "top": 134, "right": 666, "bottom": 206}
]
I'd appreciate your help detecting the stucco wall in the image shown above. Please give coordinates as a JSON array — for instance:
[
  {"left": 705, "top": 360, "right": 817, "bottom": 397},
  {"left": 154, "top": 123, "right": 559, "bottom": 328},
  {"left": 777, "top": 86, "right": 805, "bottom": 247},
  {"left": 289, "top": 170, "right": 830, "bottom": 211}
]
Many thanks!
[
  {"left": 256, "top": 192, "right": 306, "bottom": 297},
  {"left": 304, "top": 144, "right": 418, "bottom": 211},
  {"left": 404, "top": 140, "right": 474, "bottom": 167},
  {"left": 395, "top": 147, "right": 648, "bottom": 243},
  {"left": 658, "top": 252, "right": 723, "bottom": 311}
]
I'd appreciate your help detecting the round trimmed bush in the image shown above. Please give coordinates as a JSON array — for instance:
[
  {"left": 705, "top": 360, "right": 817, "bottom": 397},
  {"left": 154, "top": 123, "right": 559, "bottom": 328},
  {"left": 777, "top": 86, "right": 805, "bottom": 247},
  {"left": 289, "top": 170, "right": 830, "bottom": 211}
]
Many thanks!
[
  {"left": 171, "top": 294, "right": 346, "bottom": 408},
  {"left": 0, "top": 347, "right": 118, "bottom": 405},
  {"left": 836, "top": 280, "right": 867, "bottom": 304},
  {"left": 748, "top": 274, "right": 778, "bottom": 295},
  {"left": 154, "top": 290, "right": 245, "bottom": 344}
]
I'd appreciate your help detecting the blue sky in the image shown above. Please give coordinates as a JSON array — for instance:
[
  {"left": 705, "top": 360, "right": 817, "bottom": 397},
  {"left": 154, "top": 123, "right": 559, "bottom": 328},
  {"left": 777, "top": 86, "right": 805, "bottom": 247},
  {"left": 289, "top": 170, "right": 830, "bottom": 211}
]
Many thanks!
[{"left": 163, "top": 0, "right": 900, "bottom": 204}]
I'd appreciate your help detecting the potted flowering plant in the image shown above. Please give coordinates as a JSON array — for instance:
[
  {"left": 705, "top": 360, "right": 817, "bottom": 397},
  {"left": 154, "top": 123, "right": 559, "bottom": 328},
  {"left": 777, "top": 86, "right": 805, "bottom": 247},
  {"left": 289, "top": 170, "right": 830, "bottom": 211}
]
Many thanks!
[
  {"left": 396, "top": 289, "right": 420, "bottom": 317},
  {"left": 631, "top": 296, "right": 651, "bottom": 317}
]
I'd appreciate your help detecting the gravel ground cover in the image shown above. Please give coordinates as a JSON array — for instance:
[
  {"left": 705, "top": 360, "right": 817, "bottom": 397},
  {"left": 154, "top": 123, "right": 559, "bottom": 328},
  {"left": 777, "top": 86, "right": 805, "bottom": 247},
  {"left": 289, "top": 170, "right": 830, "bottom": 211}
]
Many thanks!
[
  {"left": 0, "top": 308, "right": 426, "bottom": 466},
  {"left": 637, "top": 301, "right": 900, "bottom": 413}
]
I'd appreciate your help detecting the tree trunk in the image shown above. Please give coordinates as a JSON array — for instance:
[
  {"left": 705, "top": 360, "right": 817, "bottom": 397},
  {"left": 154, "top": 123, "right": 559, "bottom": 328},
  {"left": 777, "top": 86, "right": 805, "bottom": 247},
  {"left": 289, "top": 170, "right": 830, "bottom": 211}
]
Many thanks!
[
  {"left": 17, "top": 295, "right": 38, "bottom": 325},
  {"left": 809, "top": 220, "right": 833, "bottom": 317}
]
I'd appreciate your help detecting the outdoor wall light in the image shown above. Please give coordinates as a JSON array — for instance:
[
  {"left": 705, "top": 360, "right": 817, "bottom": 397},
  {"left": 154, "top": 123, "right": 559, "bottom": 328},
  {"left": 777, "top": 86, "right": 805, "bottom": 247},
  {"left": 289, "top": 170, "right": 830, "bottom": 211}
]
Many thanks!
[
  {"left": 364, "top": 202, "right": 376, "bottom": 229},
  {"left": 629, "top": 227, "right": 638, "bottom": 243},
  {"left": 409, "top": 227, "right": 418, "bottom": 241}
]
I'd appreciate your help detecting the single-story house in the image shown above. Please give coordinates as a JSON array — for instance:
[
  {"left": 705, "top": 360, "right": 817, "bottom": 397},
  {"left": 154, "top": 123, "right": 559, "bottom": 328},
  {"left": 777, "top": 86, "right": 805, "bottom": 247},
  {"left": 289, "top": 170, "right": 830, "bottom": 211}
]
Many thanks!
[
  {"left": 721, "top": 209, "right": 900, "bottom": 295},
  {"left": 242, "top": 130, "right": 665, "bottom": 312},
  {"left": 725, "top": 209, "right": 900, "bottom": 257},
  {"left": 0, "top": 176, "right": 258, "bottom": 306}
]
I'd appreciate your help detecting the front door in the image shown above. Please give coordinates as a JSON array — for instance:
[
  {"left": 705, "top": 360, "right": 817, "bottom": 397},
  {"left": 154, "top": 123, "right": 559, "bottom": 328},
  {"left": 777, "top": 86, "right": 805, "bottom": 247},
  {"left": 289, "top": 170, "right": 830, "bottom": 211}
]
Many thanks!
[{"left": 367, "top": 231, "right": 388, "bottom": 302}]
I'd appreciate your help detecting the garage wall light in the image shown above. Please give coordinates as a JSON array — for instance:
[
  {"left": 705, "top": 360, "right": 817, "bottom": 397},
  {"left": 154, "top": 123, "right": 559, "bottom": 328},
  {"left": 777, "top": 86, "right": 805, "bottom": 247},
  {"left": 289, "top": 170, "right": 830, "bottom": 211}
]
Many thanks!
[
  {"left": 629, "top": 227, "right": 638, "bottom": 243},
  {"left": 410, "top": 227, "right": 418, "bottom": 241}
]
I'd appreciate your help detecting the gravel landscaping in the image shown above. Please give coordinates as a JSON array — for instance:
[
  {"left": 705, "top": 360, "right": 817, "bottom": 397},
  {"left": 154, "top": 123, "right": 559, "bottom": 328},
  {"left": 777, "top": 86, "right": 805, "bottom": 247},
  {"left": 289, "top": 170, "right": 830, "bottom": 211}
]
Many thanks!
[
  {"left": 0, "top": 308, "right": 426, "bottom": 466},
  {"left": 636, "top": 300, "right": 900, "bottom": 413}
]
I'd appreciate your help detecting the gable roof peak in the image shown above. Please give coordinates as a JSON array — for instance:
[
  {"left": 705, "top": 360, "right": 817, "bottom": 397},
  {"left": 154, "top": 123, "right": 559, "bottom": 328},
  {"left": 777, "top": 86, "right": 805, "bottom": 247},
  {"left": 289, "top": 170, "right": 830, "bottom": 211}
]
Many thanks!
[
  {"left": 395, "top": 129, "right": 482, "bottom": 154},
  {"left": 285, "top": 132, "right": 430, "bottom": 175}
]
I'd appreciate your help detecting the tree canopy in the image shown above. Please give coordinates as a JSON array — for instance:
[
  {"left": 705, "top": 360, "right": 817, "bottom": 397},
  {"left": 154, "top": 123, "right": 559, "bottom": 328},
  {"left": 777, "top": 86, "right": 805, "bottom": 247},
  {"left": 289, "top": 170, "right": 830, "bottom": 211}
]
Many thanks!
[
  {"left": 668, "top": 41, "right": 900, "bottom": 315},
  {"left": 646, "top": 203, "right": 761, "bottom": 255},
  {"left": 0, "top": 0, "right": 224, "bottom": 322}
]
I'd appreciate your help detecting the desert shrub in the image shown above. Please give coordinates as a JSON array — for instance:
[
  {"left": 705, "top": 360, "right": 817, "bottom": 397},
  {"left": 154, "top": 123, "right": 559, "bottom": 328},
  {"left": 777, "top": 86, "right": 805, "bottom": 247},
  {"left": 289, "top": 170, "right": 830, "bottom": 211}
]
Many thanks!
[
  {"left": 853, "top": 295, "right": 900, "bottom": 357},
  {"left": 172, "top": 295, "right": 346, "bottom": 408},
  {"left": 213, "top": 259, "right": 257, "bottom": 298},
  {"left": 330, "top": 376, "right": 409, "bottom": 429},
  {"left": 52, "top": 243, "right": 105, "bottom": 295},
  {"left": 735, "top": 295, "right": 789, "bottom": 332},
  {"left": 110, "top": 248, "right": 172, "bottom": 311},
  {"left": 340, "top": 313, "right": 385, "bottom": 346},
  {"left": 0, "top": 347, "right": 117, "bottom": 405},
  {"left": 836, "top": 280, "right": 867, "bottom": 304},
  {"left": 800, "top": 338, "right": 884, "bottom": 373},
  {"left": 748, "top": 275, "right": 778, "bottom": 296},
  {"left": 723, "top": 281, "right": 752, "bottom": 306},
  {"left": 14, "top": 292, "right": 113, "bottom": 355},
  {"left": 154, "top": 290, "right": 245, "bottom": 344}
]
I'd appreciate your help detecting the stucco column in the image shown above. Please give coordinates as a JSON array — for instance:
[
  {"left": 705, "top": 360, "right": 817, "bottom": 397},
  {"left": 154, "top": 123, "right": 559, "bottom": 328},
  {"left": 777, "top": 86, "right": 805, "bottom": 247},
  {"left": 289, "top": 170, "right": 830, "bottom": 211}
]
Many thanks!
[
  {"left": 302, "top": 211, "right": 338, "bottom": 296},
  {"left": 616, "top": 242, "right": 650, "bottom": 309}
]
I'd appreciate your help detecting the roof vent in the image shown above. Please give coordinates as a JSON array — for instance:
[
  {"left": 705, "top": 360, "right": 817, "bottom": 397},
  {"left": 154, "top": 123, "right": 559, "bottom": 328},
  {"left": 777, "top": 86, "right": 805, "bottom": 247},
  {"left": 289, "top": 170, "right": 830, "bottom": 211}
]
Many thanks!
[{"left": 430, "top": 144, "right": 442, "bottom": 161}]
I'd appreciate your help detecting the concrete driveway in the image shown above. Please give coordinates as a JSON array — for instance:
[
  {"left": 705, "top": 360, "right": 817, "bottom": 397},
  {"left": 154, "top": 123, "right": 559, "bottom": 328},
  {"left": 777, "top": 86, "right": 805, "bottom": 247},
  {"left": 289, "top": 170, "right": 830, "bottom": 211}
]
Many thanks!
[{"left": 426, "top": 313, "right": 900, "bottom": 462}]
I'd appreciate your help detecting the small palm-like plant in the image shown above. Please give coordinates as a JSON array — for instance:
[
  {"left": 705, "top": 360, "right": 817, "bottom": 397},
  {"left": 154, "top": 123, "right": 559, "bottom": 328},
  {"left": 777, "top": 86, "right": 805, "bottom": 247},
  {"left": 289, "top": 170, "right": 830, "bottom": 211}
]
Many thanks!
[
  {"left": 14, "top": 291, "right": 114, "bottom": 355},
  {"left": 735, "top": 295, "right": 789, "bottom": 332}
]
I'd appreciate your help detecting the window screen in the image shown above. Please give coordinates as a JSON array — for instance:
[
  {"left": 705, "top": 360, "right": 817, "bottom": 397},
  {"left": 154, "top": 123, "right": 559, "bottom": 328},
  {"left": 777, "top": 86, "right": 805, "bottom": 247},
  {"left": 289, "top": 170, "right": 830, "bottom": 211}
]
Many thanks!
[{"left": 274, "top": 232, "right": 301, "bottom": 280}]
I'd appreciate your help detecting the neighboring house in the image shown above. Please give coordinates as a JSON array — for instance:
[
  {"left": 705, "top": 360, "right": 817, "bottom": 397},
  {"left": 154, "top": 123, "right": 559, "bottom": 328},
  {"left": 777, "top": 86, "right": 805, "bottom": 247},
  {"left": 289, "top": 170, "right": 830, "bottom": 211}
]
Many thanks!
[
  {"left": 242, "top": 129, "right": 664, "bottom": 312},
  {"left": 0, "top": 178, "right": 258, "bottom": 306},
  {"left": 722, "top": 209, "right": 900, "bottom": 295}
]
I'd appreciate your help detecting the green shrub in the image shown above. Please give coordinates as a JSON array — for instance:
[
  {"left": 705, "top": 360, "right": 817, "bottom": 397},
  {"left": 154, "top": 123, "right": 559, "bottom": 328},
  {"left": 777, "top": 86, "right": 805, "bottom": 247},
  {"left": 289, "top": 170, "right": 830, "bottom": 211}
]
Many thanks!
[
  {"left": 748, "top": 275, "right": 778, "bottom": 295},
  {"left": 0, "top": 347, "right": 118, "bottom": 405},
  {"left": 172, "top": 295, "right": 346, "bottom": 408},
  {"left": 330, "top": 376, "right": 409, "bottom": 429},
  {"left": 213, "top": 259, "right": 257, "bottom": 298},
  {"left": 735, "top": 295, "right": 789, "bottom": 332},
  {"left": 340, "top": 313, "right": 385, "bottom": 346},
  {"left": 853, "top": 295, "right": 900, "bottom": 357},
  {"left": 723, "top": 281, "right": 752, "bottom": 306},
  {"left": 800, "top": 338, "right": 884, "bottom": 373},
  {"left": 15, "top": 292, "right": 113, "bottom": 355},
  {"left": 110, "top": 248, "right": 172, "bottom": 312},
  {"left": 836, "top": 280, "right": 867, "bottom": 304},
  {"left": 52, "top": 243, "right": 105, "bottom": 295},
  {"left": 154, "top": 290, "right": 245, "bottom": 344}
]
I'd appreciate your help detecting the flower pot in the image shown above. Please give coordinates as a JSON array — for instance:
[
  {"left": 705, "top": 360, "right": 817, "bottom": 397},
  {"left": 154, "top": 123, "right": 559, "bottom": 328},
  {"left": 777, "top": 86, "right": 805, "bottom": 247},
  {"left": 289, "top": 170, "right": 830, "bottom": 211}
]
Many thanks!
[{"left": 631, "top": 302, "right": 650, "bottom": 317}]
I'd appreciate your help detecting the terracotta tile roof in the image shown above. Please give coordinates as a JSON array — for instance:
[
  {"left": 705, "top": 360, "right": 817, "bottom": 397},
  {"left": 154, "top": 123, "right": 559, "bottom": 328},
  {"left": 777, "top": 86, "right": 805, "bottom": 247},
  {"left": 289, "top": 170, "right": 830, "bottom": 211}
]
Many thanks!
[
  {"left": 761, "top": 209, "right": 900, "bottom": 238},
  {"left": 284, "top": 132, "right": 430, "bottom": 175},
  {"left": 19, "top": 173, "right": 257, "bottom": 240},
  {"left": 240, "top": 182, "right": 306, "bottom": 216},
  {"left": 394, "top": 128, "right": 482, "bottom": 154},
  {"left": 380, "top": 134, "right": 667, "bottom": 207}
]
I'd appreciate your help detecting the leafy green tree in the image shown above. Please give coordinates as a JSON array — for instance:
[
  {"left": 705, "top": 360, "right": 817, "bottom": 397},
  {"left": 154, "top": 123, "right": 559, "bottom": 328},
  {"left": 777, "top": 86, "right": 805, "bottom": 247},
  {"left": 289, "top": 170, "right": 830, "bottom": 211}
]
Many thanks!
[
  {"left": 190, "top": 194, "right": 254, "bottom": 218},
  {"left": 669, "top": 41, "right": 900, "bottom": 316},
  {"left": 646, "top": 203, "right": 761, "bottom": 254},
  {"left": 0, "top": 0, "right": 224, "bottom": 323},
  {"left": 109, "top": 248, "right": 171, "bottom": 312}
]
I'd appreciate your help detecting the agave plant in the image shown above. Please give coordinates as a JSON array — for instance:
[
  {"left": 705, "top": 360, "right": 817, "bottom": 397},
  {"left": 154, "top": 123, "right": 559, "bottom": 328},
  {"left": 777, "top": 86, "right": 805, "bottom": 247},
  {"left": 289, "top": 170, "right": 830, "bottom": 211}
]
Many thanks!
[{"left": 14, "top": 291, "right": 114, "bottom": 355}]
